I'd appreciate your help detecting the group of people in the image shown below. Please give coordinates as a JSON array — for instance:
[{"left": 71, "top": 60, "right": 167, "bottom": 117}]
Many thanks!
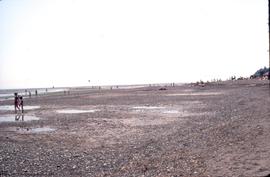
[
  {"left": 24, "top": 89, "right": 38, "bottom": 98},
  {"left": 14, "top": 93, "right": 24, "bottom": 113}
]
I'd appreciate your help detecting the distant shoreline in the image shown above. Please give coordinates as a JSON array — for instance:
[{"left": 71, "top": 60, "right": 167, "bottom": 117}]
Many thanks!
[{"left": 0, "top": 82, "right": 185, "bottom": 92}]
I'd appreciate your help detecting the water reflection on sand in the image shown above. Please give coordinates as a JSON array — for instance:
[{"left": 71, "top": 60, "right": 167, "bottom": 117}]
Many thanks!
[
  {"left": 0, "top": 114, "right": 39, "bottom": 123},
  {"left": 0, "top": 105, "right": 40, "bottom": 111}
]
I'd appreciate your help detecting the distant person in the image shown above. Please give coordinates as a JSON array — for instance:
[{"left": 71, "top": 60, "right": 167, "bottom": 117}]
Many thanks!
[
  {"left": 35, "top": 90, "right": 38, "bottom": 96},
  {"left": 29, "top": 91, "right": 31, "bottom": 98},
  {"left": 14, "top": 93, "right": 20, "bottom": 113}
]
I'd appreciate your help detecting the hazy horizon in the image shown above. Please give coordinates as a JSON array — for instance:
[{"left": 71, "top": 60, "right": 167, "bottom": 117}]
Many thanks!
[
  {"left": 0, "top": 0, "right": 268, "bottom": 89},
  {"left": 0, "top": 82, "right": 181, "bottom": 90}
]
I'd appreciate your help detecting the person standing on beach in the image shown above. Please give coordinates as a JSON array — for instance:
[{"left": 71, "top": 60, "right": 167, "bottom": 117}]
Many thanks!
[
  {"left": 19, "top": 96, "right": 24, "bottom": 113},
  {"left": 14, "top": 93, "right": 20, "bottom": 113}
]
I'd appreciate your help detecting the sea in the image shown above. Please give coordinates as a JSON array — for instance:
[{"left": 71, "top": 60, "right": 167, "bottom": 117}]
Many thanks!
[{"left": 0, "top": 88, "right": 68, "bottom": 101}]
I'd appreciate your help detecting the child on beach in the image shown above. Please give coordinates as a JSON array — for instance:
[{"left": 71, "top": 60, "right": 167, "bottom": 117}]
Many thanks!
[
  {"left": 19, "top": 96, "right": 24, "bottom": 113},
  {"left": 14, "top": 93, "right": 20, "bottom": 113}
]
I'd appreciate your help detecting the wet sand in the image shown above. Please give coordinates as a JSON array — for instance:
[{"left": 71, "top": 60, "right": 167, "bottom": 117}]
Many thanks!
[{"left": 0, "top": 80, "right": 269, "bottom": 176}]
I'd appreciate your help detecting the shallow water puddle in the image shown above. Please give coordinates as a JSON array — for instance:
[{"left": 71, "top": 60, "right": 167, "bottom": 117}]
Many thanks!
[
  {"left": 11, "top": 127, "right": 55, "bottom": 133},
  {"left": 121, "top": 117, "right": 180, "bottom": 126},
  {"left": 163, "top": 110, "right": 179, "bottom": 114},
  {"left": 30, "top": 127, "right": 55, "bottom": 133},
  {"left": 56, "top": 109, "right": 97, "bottom": 114},
  {"left": 0, "top": 114, "right": 39, "bottom": 123},
  {"left": 168, "top": 92, "right": 222, "bottom": 96},
  {"left": 133, "top": 106, "right": 183, "bottom": 115},
  {"left": 133, "top": 106, "right": 165, "bottom": 110},
  {"left": 0, "top": 105, "right": 40, "bottom": 111}
]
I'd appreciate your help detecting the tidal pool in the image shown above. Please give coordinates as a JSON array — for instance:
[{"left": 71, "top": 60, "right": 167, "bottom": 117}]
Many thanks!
[
  {"left": 133, "top": 106, "right": 165, "bottom": 110},
  {"left": 30, "top": 127, "right": 55, "bottom": 133},
  {"left": 56, "top": 109, "right": 97, "bottom": 114},
  {"left": 0, "top": 114, "right": 40, "bottom": 123},
  {"left": 0, "top": 105, "right": 40, "bottom": 111},
  {"left": 11, "top": 127, "right": 55, "bottom": 133},
  {"left": 167, "top": 92, "right": 222, "bottom": 96},
  {"left": 163, "top": 110, "right": 179, "bottom": 114}
]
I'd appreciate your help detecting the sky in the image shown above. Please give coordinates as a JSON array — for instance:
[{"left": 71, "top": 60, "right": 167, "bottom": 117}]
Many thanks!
[{"left": 0, "top": 0, "right": 268, "bottom": 89}]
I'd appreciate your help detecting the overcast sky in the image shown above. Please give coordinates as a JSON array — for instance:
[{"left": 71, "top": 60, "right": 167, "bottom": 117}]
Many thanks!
[{"left": 0, "top": 0, "right": 268, "bottom": 89}]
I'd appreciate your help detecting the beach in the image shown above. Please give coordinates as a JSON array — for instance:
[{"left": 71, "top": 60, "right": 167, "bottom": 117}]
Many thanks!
[{"left": 0, "top": 80, "right": 269, "bottom": 177}]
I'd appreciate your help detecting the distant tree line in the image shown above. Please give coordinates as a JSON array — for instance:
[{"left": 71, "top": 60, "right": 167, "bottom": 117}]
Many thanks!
[{"left": 251, "top": 67, "right": 269, "bottom": 78}]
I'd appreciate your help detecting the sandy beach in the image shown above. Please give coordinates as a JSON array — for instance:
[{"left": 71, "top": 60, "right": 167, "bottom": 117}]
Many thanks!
[{"left": 0, "top": 80, "right": 269, "bottom": 177}]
